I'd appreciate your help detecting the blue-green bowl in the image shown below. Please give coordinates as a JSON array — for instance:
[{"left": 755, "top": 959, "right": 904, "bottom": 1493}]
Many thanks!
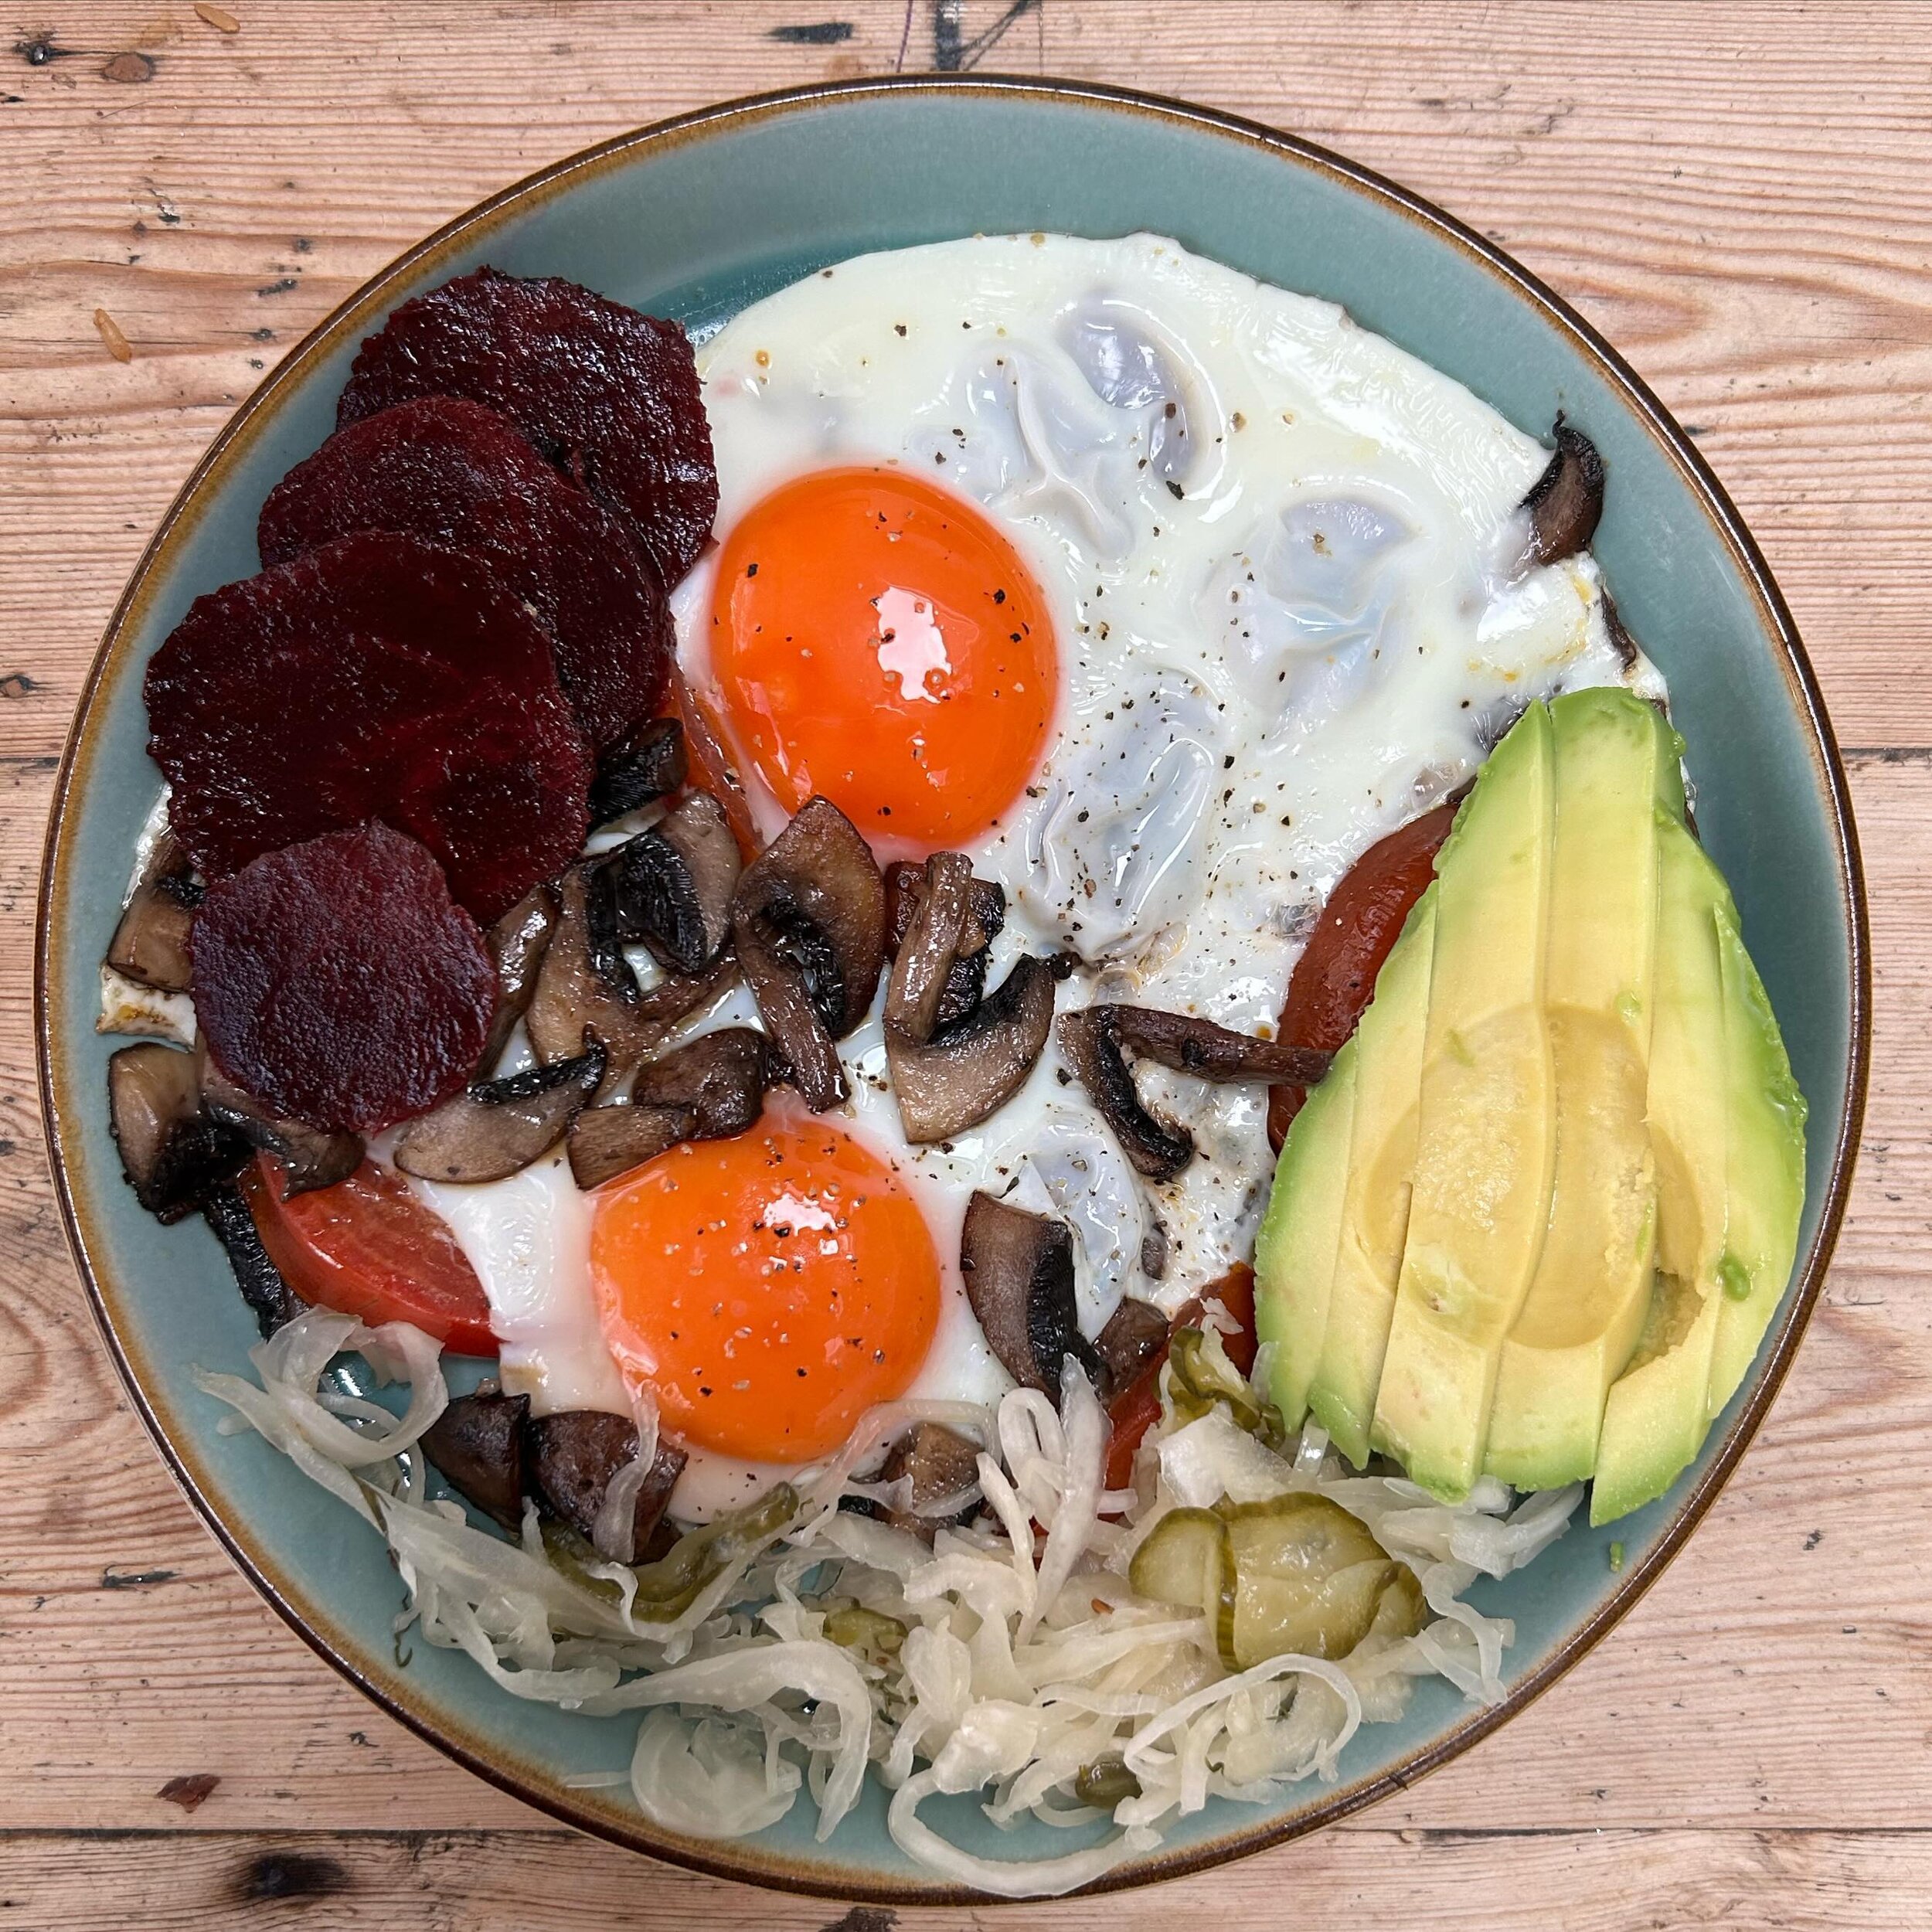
[{"left": 36, "top": 77, "right": 1868, "bottom": 1903}]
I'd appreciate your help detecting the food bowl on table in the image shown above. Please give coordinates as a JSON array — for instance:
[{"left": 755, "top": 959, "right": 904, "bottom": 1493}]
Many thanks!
[{"left": 36, "top": 77, "right": 1867, "bottom": 1903}]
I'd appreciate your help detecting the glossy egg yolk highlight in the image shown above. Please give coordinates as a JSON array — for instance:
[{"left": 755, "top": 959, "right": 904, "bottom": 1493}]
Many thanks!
[
  {"left": 709, "top": 466, "right": 1057, "bottom": 846},
  {"left": 588, "top": 1110, "right": 941, "bottom": 1462}
]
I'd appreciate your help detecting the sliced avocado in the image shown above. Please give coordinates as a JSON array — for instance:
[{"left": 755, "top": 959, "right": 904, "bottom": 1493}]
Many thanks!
[
  {"left": 1590, "top": 814, "right": 1733, "bottom": 1525},
  {"left": 1254, "top": 1036, "right": 1359, "bottom": 1430},
  {"left": 1304, "top": 888, "right": 1438, "bottom": 1467},
  {"left": 1371, "top": 702, "right": 1558, "bottom": 1500},
  {"left": 1485, "top": 689, "right": 1678, "bottom": 1488},
  {"left": 1705, "top": 900, "right": 1808, "bottom": 1417}
]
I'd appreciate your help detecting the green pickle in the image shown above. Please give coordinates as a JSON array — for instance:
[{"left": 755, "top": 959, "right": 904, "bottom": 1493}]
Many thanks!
[
  {"left": 1167, "top": 1328, "right": 1283, "bottom": 1444},
  {"left": 823, "top": 1604, "right": 908, "bottom": 1656},
  {"left": 1073, "top": 1757, "right": 1144, "bottom": 1806},
  {"left": 543, "top": 1482, "right": 801, "bottom": 1624},
  {"left": 1129, "top": 1492, "right": 1423, "bottom": 1671}
]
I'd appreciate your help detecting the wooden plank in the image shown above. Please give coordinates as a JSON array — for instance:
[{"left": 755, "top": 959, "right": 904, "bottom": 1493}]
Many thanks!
[
  {"left": 0, "top": 0, "right": 1925, "bottom": 1917},
  {"left": 2, "top": 1825, "right": 1930, "bottom": 1930}
]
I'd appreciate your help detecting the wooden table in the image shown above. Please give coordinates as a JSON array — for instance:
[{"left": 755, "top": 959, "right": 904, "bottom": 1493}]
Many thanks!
[{"left": 3, "top": 4, "right": 1924, "bottom": 1924}]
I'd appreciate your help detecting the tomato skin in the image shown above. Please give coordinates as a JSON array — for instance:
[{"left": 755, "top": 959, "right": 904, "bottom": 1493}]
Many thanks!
[
  {"left": 1102, "top": 1264, "right": 1257, "bottom": 1491},
  {"left": 1267, "top": 802, "right": 1457, "bottom": 1150},
  {"left": 242, "top": 1156, "right": 497, "bottom": 1355}
]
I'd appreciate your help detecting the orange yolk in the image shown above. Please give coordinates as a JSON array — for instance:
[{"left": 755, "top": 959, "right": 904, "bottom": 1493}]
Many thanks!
[
  {"left": 588, "top": 1107, "right": 941, "bottom": 1463},
  {"left": 709, "top": 465, "right": 1057, "bottom": 847}
]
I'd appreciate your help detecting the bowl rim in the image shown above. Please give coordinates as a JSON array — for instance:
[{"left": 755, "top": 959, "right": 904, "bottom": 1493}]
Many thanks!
[{"left": 34, "top": 71, "right": 1871, "bottom": 1905}]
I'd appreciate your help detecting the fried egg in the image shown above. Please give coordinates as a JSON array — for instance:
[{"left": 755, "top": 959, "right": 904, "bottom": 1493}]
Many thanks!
[{"left": 419, "top": 232, "right": 1658, "bottom": 1519}]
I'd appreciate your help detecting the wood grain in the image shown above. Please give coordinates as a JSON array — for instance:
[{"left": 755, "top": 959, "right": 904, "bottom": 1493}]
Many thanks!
[{"left": 1, "top": 2, "right": 1927, "bottom": 1924}]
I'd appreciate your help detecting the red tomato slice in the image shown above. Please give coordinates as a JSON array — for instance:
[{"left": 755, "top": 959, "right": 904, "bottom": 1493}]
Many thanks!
[
  {"left": 242, "top": 1155, "right": 497, "bottom": 1355},
  {"left": 1102, "top": 1264, "right": 1257, "bottom": 1491},
  {"left": 1267, "top": 801, "right": 1457, "bottom": 1150}
]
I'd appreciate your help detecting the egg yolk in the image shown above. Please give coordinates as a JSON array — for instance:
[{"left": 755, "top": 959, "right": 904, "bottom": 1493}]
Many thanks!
[
  {"left": 709, "top": 465, "right": 1057, "bottom": 846},
  {"left": 588, "top": 1108, "right": 941, "bottom": 1463}
]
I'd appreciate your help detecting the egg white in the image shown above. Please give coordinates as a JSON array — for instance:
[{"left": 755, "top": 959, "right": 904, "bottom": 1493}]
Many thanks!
[{"left": 417, "top": 231, "right": 1663, "bottom": 1521}]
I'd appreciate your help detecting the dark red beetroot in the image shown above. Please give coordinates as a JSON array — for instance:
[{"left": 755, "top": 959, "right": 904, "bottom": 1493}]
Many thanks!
[
  {"left": 145, "top": 530, "right": 590, "bottom": 924},
  {"left": 336, "top": 268, "right": 717, "bottom": 587},
  {"left": 192, "top": 823, "right": 495, "bottom": 1134},
  {"left": 1266, "top": 803, "right": 1457, "bottom": 1150},
  {"left": 257, "top": 397, "right": 672, "bottom": 751}
]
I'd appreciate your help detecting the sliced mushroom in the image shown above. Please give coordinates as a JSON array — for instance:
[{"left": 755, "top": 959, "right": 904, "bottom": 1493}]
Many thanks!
[
  {"left": 885, "top": 851, "right": 975, "bottom": 1040},
  {"left": 480, "top": 885, "right": 558, "bottom": 1070},
  {"left": 959, "top": 1191, "right": 1098, "bottom": 1400},
  {"left": 566, "top": 1102, "right": 696, "bottom": 1192},
  {"left": 1092, "top": 1295, "right": 1172, "bottom": 1400},
  {"left": 1057, "top": 1005, "right": 1330, "bottom": 1182},
  {"left": 587, "top": 717, "right": 688, "bottom": 828},
  {"left": 1056, "top": 1008, "right": 1193, "bottom": 1181},
  {"left": 421, "top": 1389, "right": 530, "bottom": 1529},
  {"left": 1109, "top": 1008, "right": 1332, "bottom": 1087},
  {"left": 198, "top": 1046, "right": 364, "bottom": 1197},
  {"left": 731, "top": 796, "right": 886, "bottom": 1110},
  {"left": 566, "top": 1029, "right": 770, "bottom": 1190},
  {"left": 889, "top": 954, "right": 1056, "bottom": 1145},
  {"left": 878, "top": 1420, "right": 983, "bottom": 1536},
  {"left": 107, "top": 1043, "right": 250, "bottom": 1223},
  {"left": 1600, "top": 588, "right": 1641, "bottom": 672},
  {"left": 107, "top": 828, "right": 200, "bottom": 994},
  {"left": 527, "top": 867, "right": 733, "bottom": 1088},
  {"left": 527, "top": 1410, "right": 686, "bottom": 1560},
  {"left": 594, "top": 790, "right": 741, "bottom": 975},
  {"left": 885, "top": 857, "right": 1005, "bottom": 1026},
  {"left": 393, "top": 1041, "right": 607, "bottom": 1184},
  {"left": 202, "top": 1181, "right": 304, "bottom": 1338},
  {"left": 1517, "top": 418, "right": 1604, "bottom": 570}
]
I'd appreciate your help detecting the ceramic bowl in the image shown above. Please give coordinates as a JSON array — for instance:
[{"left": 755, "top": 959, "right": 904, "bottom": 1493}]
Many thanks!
[{"left": 36, "top": 77, "right": 1869, "bottom": 1903}]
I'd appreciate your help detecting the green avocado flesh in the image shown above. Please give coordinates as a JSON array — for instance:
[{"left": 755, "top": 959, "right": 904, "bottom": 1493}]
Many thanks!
[{"left": 1253, "top": 685, "right": 1808, "bottom": 1522}]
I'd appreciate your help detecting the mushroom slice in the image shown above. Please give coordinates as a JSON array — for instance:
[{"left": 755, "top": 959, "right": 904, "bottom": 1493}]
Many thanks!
[
  {"left": 1517, "top": 419, "right": 1604, "bottom": 570},
  {"left": 885, "top": 851, "right": 975, "bottom": 1040},
  {"left": 879, "top": 1420, "right": 982, "bottom": 1536},
  {"left": 527, "top": 1410, "right": 687, "bottom": 1560},
  {"left": 1109, "top": 1008, "right": 1332, "bottom": 1087},
  {"left": 394, "top": 1041, "right": 607, "bottom": 1184},
  {"left": 1092, "top": 1294, "right": 1172, "bottom": 1400},
  {"left": 567, "top": 1028, "right": 770, "bottom": 1191},
  {"left": 731, "top": 796, "right": 886, "bottom": 1110},
  {"left": 202, "top": 1182, "right": 304, "bottom": 1338},
  {"left": 959, "top": 1191, "right": 1098, "bottom": 1400},
  {"left": 480, "top": 885, "right": 558, "bottom": 1070},
  {"left": 107, "top": 1042, "right": 250, "bottom": 1223},
  {"left": 587, "top": 717, "right": 688, "bottom": 829},
  {"left": 196, "top": 1044, "right": 365, "bottom": 1198},
  {"left": 1058, "top": 1005, "right": 1332, "bottom": 1182},
  {"left": 422, "top": 1389, "right": 530, "bottom": 1529},
  {"left": 527, "top": 868, "right": 734, "bottom": 1087},
  {"left": 888, "top": 954, "right": 1057, "bottom": 1144},
  {"left": 1056, "top": 1008, "right": 1195, "bottom": 1181},
  {"left": 885, "top": 858, "right": 1005, "bottom": 1026},
  {"left": 107, "top": 827, "right": 200, "bottom": 994},
  {"left": 594, "top": 790, "right": 741, "bottom": 975},
  {"left": 566, "top": 1101, "right": 696, "bottom": 1192}
]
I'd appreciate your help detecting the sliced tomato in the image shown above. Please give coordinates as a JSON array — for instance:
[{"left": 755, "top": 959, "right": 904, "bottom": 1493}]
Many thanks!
[
  {"left": 1267, "top": 801, "right": 1458, "bottom": 1150},
  {"left": 1102, "top": 1264, "right": 1257, "bottom": 1491},
  {"left": 242, "top": 1155, "right": 496, "bottom": 1355}
]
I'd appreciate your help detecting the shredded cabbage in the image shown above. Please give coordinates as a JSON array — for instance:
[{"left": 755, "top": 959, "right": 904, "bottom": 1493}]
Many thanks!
[{"left": 198, "top": 1308, "right": 1580, "bottom": 1896}]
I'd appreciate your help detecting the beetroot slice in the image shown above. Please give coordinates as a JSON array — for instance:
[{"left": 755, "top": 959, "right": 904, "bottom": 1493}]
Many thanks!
[
  {"left": 336, "top": 267, "right": 716, "bottom": 587},
  {"left": 145, "top": 530, "right": 590, "bottom": 924},
  {"left": 258, "top": 397, "right": 672, "bottom": 750},
  {"left": 192, "top": 823, "right": 496, "bottom": 1134}
]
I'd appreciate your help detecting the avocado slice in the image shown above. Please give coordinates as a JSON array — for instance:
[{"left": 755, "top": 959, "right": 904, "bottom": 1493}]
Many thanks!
[
  {"left": 1254, "top": 1035, "right": 1359, "bottom": 1430},
  {"left": 1371, "top": 702, "right": 1558, "bottom": 1500},
  {"left": 1705, "top": 898, "right": 1808, "bottom": 1417},
  {"left": 1303, "top": 888, "right": 1438, "bottom": 1466},
  {"left": 1485, "top": 689, "right": 1681, "bottom": 1488},
  {"left": 1590, "top": 813, "right": 1733, "bottom": 1525}
]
